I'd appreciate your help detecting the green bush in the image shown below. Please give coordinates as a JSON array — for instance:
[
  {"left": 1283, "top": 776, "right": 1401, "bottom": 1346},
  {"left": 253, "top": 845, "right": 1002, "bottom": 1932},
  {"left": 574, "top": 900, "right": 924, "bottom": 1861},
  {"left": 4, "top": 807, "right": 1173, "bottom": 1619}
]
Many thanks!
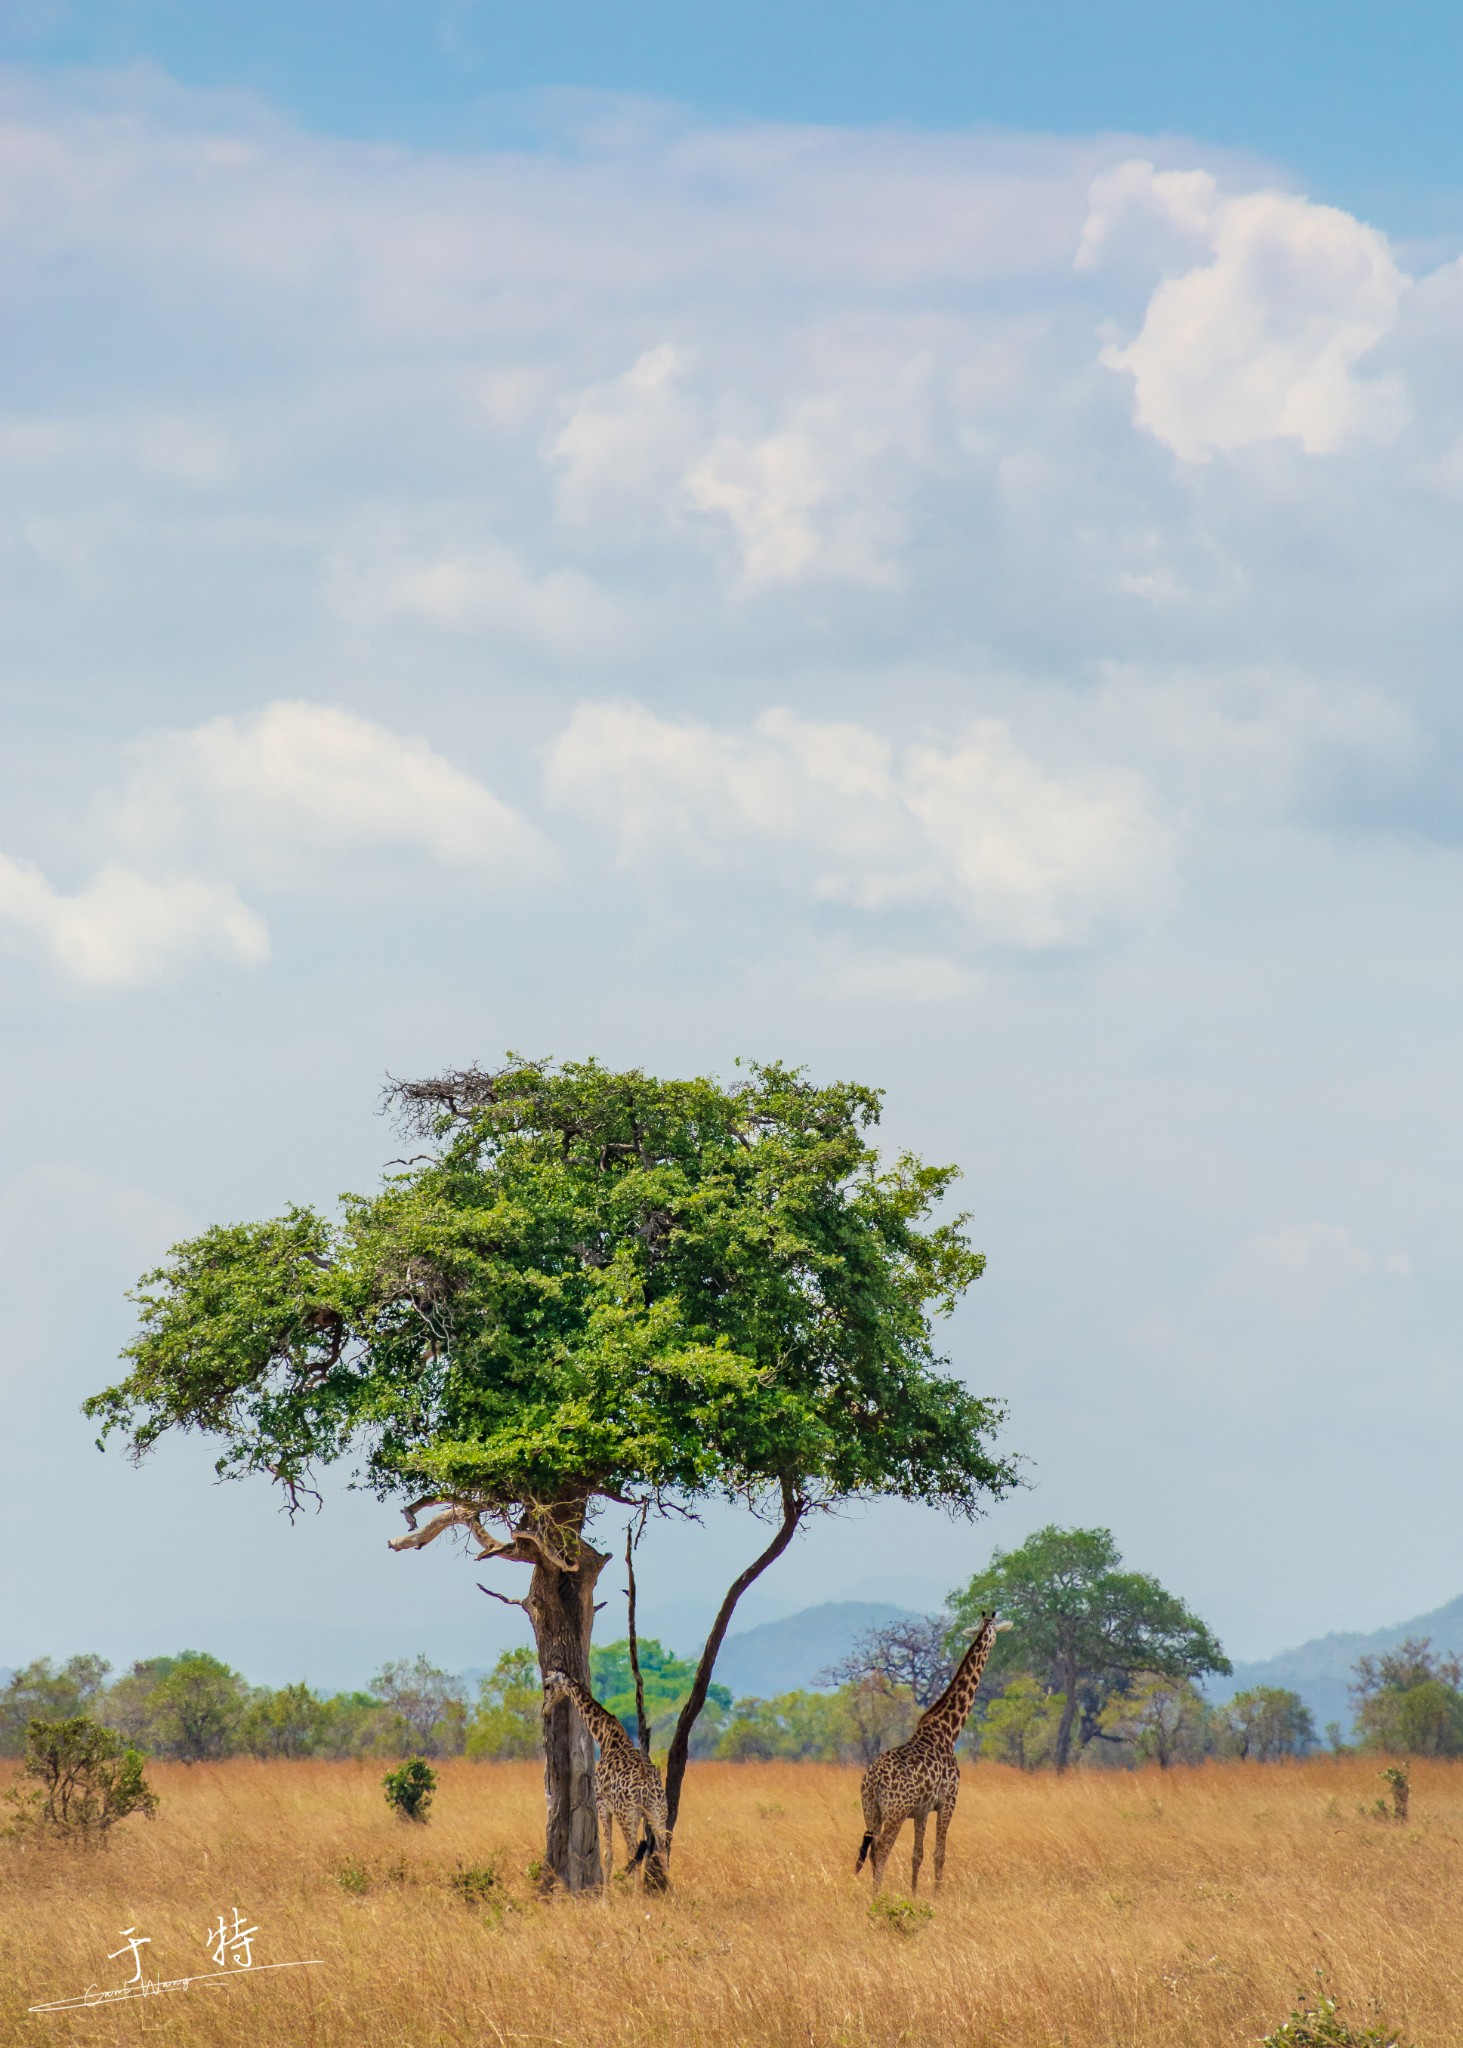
[
  {"left": 448, "top": 1860, "right": 500, "bottom": 1905},
  {"left": 1261, "top": 1977, "right": 1406, "bottom": 2047},
  {"left": 4, "top": 1716, "right": 158, "bottom": 1845},
  {"left": 383, "top": 1756, "right": 436, "bottom": 1823},
  {"left": 868, "top": 1893, "right": 934, "bottom": 1938}
]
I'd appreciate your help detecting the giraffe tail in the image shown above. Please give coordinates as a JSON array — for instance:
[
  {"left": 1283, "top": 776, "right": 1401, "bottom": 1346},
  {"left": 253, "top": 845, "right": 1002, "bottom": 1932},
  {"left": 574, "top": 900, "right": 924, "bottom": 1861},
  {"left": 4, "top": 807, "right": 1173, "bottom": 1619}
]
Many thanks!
[
  {"left": 630, "top": 1826, "right": 656, "bottom": 1869},
  {"left": 855, "top": 1831, "right": 875, "bottom": 1872}
]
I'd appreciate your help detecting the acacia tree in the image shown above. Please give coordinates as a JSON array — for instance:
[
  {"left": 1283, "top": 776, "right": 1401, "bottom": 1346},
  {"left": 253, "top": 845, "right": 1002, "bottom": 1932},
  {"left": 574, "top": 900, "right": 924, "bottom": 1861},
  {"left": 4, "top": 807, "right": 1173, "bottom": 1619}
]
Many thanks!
[
  {"left": 85, "top": 1057, "right": 1015, "bottom": 1889},
  {"left": 949, "top": 1525, "right": 1228, "bottom": 1770}
]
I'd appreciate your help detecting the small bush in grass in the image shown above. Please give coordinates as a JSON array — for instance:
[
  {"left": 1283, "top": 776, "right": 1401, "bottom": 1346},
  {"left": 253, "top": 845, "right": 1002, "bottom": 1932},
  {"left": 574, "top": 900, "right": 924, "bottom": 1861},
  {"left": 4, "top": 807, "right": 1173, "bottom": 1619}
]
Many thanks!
[
  {"left": 1381, "top": 1764, "right": 1410, "bottom": 1822},
  {"left": 383, "top": 1756, "right": 435, "bottom": 1823},
  {"left": 1262, "top": 1976, "right": 1407, "bottom": 2047},
  {"left": 449, "top": 1861, "right": 500, "bottom": 1905},
  {"left": 335, "top": 1858, "right": 370, "bottom": 1894},
  {"left": 3, "top": 1716, "right": 157, "bottom": 1846},
  {"left": 868, "top": 1893, "right": 933, "bottom": 1938}
]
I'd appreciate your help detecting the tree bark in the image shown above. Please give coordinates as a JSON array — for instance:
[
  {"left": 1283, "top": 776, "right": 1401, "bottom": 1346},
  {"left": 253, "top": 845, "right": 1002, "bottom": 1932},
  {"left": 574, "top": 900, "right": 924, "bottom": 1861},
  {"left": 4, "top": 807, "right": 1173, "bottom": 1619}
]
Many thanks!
[
  {"left": 663, "top": 1480, "right": 806, "bottom": 1832},
  {"left": 525, "top": 1533, "right": 610, "bottom": 1893}
]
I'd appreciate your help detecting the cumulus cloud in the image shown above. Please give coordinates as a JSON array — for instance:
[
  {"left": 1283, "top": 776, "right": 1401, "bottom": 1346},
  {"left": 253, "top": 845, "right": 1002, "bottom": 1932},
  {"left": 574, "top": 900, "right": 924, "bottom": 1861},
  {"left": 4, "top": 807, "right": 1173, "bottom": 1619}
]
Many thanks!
[
  {"left": 0, "top": 854, "right": 267, "bottom": 987},
  {"left": 546, "top": 700, "right": 1166, "bottom": 947},
  {"left": 548, "top": 345, "right": 911, "bottom": 584},
  {"left": 1088, "top": 161, "right": 1410, "bottom": 459},
  {"left": 119, "top": 700, "right": 544, "bottom": 876},
  {"left": 0, "top": 701, "right": 546, "bottom": 989}
]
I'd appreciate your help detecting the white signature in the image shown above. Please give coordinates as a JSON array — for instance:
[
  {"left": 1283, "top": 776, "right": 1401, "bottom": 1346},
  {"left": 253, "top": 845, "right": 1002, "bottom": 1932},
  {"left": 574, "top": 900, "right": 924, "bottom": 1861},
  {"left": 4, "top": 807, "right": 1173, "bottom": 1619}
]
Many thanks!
[{"left": 28, "top": 1914, "right": 324, "bottom": 2014}]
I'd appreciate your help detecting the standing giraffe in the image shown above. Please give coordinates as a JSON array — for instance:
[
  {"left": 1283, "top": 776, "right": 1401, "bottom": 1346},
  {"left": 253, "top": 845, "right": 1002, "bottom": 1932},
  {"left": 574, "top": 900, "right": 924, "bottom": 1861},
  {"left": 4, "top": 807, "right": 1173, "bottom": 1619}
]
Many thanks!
[
  {"left": 542, "top": 1668, "right": 670, "bottom": 1886},
  {"left": 855, "top": 1610, "right": 1011, "bottom": 1894}
]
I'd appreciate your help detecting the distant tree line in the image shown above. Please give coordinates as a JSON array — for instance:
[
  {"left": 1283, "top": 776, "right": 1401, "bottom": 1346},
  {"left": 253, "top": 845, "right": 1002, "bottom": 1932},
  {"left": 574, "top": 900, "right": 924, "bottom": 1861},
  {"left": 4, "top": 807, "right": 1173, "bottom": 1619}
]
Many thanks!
[{"left": 10, "top": 1531, "right": 1463, "bottom": 1772}]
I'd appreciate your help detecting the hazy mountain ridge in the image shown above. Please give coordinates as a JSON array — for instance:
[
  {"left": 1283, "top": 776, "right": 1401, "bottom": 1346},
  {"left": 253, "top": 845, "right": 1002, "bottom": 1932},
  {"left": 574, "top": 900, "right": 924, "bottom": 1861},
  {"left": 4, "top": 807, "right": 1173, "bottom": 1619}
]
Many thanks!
[
  {"left": 1210, "top": 1593, "right": 1463, "bottom": 1734},
  {"left": 713, "top": 1601, "right": 910, "bottom": 1699}
]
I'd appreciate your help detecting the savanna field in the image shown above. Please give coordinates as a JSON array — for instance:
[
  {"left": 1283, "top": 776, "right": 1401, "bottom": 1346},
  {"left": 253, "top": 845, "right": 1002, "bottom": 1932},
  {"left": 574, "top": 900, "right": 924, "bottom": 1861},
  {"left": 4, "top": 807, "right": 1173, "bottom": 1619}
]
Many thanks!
[{"left": 3, "top": 1757, "right": 1459, "bottom": 2048}]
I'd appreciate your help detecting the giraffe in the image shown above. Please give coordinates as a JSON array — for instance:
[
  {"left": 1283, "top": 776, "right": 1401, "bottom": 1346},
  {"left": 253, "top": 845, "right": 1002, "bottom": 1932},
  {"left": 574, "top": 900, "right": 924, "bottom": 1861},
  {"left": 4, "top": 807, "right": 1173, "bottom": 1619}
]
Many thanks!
[
  {"left": 542, "top": 1668, "right": 670, "bottom": 1887},
  {"left": 855, "top": 1610, "right": 1011, "bottom": 1894}
]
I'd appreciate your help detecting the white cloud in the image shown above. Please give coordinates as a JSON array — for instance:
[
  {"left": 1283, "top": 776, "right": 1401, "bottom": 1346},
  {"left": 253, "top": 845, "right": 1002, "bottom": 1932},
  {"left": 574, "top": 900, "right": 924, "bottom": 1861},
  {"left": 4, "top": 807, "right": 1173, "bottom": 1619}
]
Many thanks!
[
  {"left": 325, "top": 531, "right": 630, "bottom": 657},
  {"left": 1089, "top": 161, "right": 1410, "bottom": 459},
  {"left": 547, "top": 344, "right": 697, "bottom": 534},
  {"left": 546, "top": 700, "right": 1166, "bottom": 947},
  {"left": 0, "top": 854, "right": 267, "bottom": 987},
  {"left": 120, "top": 700, "right": 544, "bottom": 876}
]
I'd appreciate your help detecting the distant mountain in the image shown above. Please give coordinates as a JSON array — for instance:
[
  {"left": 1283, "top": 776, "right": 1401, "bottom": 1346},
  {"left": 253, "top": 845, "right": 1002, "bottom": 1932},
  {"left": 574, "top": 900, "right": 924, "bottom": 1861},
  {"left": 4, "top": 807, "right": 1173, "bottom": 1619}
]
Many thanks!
[
  {"left": 714, "top": 1601, "right": 911, "bottom": 1699},
  {"left": 1209, "top": 1593, "right": 1463, "bottom": 1735}
]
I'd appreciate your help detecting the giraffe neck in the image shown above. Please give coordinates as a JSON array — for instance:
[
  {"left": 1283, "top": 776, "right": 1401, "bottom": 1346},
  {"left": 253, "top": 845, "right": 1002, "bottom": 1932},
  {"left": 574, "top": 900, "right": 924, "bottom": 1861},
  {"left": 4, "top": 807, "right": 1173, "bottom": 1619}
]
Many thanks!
[
  {"left": 916, "top": 1619, "right": 997, "bottom": 1746},
  {"left": 557, "top": 1674, "right": 628, "bottom": 1752}
]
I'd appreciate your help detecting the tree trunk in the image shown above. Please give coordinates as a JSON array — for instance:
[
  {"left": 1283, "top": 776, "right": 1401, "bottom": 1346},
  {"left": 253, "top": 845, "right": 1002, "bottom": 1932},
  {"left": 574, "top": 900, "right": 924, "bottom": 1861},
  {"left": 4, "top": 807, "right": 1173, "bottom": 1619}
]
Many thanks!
[
  {"left": 525, "top": 1533, "right": 609, "bottom": 1893},
  {"left": 663, "top": 1480, "right": 805, "bottom": 1832},
  {"left": 1054, "top": 1654, "right": 1080, "bottom": 1772}
]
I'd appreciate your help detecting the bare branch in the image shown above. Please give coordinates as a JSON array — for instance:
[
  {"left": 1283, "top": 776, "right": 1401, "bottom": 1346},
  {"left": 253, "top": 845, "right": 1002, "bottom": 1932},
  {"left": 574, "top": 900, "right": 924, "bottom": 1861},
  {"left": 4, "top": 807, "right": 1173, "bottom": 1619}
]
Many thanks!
[{"left": 477, "top": 1583, "right": 529, "bottom": 1613}]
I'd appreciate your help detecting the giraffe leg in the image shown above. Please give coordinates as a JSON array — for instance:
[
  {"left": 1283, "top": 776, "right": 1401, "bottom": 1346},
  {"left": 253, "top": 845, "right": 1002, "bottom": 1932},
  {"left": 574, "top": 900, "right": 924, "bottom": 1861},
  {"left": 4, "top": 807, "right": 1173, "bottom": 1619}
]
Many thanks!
[
  {"left": 869, "top": 1818, "right": 904, "bottom": 1894},
  {"left": 933, "top": 1795, "right": 956, "bottom": 1890},
  {"left": 599, "top": 1802, "right": 615, "bottom": 1890},
  {"left": 909, "top": 1810, "right": 927, "bottom": 1894}
]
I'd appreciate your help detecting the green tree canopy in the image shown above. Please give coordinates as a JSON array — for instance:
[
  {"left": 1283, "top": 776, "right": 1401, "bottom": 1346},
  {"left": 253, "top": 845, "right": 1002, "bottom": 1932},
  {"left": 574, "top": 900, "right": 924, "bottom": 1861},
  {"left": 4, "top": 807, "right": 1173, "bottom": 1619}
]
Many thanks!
[
  {"left": 0, "top": 1657, "right": 110, "bottom": 1759},
  {"left": 86, "top": 1056, "right": 1015, "bottom": 1887},
  {"left": 589, "top": 1638, "right": 729, "bottom": 1743},
  {"left": 1351, "top": 1638, "right": 1463, "bottom": 1756},
  {"left": 1223, "top": 1686, "right": 1316, "bottom": 1762},
  {"left": 949, "top": 1525, "right": 1229, "bottom": 1769}
]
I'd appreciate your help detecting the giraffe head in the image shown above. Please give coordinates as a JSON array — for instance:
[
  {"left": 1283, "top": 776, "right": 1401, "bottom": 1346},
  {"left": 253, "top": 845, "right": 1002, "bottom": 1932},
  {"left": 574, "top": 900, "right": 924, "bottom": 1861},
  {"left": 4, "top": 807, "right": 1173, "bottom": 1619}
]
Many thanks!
[{"left": 542, "top": 1667, "right": 572, "bottom": 1703}]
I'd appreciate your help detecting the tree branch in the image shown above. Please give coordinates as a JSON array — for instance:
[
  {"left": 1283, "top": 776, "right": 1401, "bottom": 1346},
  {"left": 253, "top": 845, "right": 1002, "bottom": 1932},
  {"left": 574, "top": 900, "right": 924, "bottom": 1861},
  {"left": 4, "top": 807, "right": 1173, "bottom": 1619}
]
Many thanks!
[
  {"left": 663, "top": 1477, "right": 807, "bottom": 1830},
  {"left": 478, "top": 1583, "right": 529, "bottom": 1612}
]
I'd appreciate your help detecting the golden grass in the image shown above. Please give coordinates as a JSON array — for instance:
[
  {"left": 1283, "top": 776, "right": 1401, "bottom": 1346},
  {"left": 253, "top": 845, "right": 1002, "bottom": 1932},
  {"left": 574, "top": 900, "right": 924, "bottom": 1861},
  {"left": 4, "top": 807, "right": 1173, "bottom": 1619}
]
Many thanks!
[{"left": 3, "top": 1755, "right": 1461, "bottom": 2047}]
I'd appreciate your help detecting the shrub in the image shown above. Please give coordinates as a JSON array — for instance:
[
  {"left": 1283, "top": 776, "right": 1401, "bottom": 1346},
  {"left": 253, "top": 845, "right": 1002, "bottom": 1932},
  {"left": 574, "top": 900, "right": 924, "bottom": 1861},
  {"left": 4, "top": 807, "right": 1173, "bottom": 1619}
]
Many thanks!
[
  {"left": 449, "top": 1861, "right": 500, "bottom": 1905},
  {"left": 383, "top": 1755, "right": 436, "bottom": 1823},
  {"left": 1261, "top": 1976, "right": 1406, "bottom": 2047},
  {"left": 4, "top": 1716, "right": 157, "bottom": 1845},
  {"left": 868, "top": 1893, "right": 934, "bottom": 1937}
]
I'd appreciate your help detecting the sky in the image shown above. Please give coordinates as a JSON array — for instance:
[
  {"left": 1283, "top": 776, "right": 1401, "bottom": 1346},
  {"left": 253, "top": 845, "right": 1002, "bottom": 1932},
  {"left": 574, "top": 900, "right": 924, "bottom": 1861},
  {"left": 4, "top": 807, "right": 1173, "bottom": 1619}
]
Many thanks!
[{"left": 4, "top": 2, "right": 1463, "bottom": 1690}]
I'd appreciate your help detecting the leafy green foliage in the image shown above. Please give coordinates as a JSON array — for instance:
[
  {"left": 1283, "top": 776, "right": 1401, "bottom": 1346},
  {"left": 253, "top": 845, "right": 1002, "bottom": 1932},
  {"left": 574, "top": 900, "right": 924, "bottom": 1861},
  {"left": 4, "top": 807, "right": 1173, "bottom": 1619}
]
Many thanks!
[
  {"left": 1098, "top": 1674, "right": 1210, "bottom": 1767},
  {"left": 1261, "top": 1976, "right": 1407, "bottom": 2047},
  {"left": 85, "top": 1057, "right": 1015, "bottom": 1532},
  {"left": 868, "top": 1893, "right": 934, "bottom": 1937},
  {"left": 448, "top": 1861, "right": 501, "bottom": 1906},
  {"left": 4, "top": 1717, "right": 158, "bottom": 1844},
  {"left": 144, "top": 1652, "right": 251, "bottom": 1762},
  {"left": 949, "top": 1525, "right": 1229, "bottom": 1769},
  {"left": 466, "top": 1649, "right": 544, "bottom": 1760},
  {"left": 383, "top": 1756, "right": 436, "bottom": 1822},
  {"left": 589, "top": 1637, "right": 729, "bottom": 1743},
  {"left": 977, "top": 1675, "right": 1066, "bottom": 1769},
  {"left": 1352, "top": 1638, "right": 1463, "bottom": 1756},
  {"left": 0, "top": 1657, "right": 110, "bottom": 1758},
  {"left": 1224, "top": 1686, "right": 1317, "bottom": 1760}
]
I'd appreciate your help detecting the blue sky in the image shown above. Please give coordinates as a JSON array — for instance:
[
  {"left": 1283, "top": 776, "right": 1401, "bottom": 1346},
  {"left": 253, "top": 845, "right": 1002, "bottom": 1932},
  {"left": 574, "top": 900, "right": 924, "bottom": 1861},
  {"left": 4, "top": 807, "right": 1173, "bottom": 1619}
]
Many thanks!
[
  {"left": 4, "top": 4, "right": 1463, "bottom": 1689},
  {"left": 10, "top": 0, "right": 1463, "bottom": 217}
]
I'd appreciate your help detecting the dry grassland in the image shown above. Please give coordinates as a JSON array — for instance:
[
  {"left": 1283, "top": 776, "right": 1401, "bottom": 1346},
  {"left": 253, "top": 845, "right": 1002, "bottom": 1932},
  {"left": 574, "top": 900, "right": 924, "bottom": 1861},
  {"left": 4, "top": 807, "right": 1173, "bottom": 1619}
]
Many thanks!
[{"left": 3, "top": 1755, "right": 1461, "bottom": 2047}]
